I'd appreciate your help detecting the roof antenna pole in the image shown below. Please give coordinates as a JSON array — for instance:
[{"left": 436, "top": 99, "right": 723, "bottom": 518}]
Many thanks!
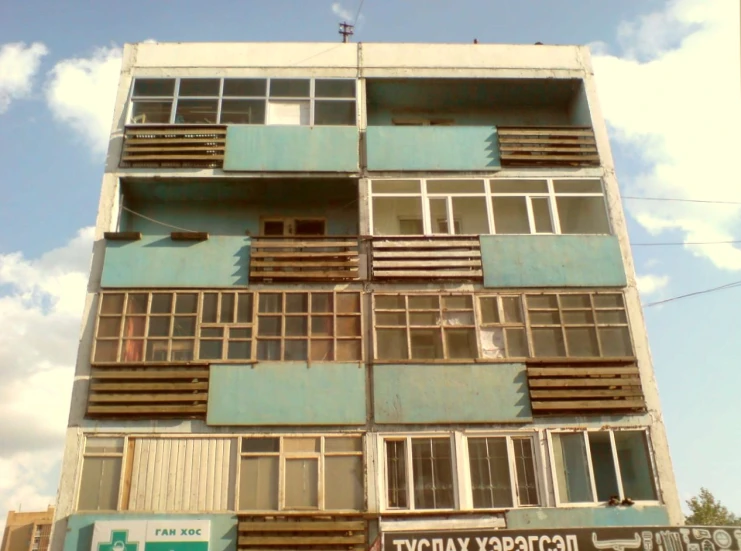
[{"left": 339, "top": 22, "right": 354, "bottom": 43}]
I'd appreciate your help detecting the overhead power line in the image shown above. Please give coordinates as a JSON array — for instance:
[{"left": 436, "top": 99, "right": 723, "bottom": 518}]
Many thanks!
[
  {"left": 623, "top": 195, "right": 741, "bottom": 205},
  {"left": 644, "top": 279, "right": 741, "bottom": 308},
  {"left": 631, "top": 239, "right": 741, "bottom": 246},
  {"left": 353, "top": 0, "right": 366, "bottom": 25}
]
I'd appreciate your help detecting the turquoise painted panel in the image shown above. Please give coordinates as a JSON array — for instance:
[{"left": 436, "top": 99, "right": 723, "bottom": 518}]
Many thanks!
[
  {"left": 366, "top": 126, "right": 500, "bottom": 171},
  {"left": 480, "top": 235, "right": 626, "bottom": 288},
  {"left": 101, "top": 236, "right": 249, "bottom": 287},
  {"left": 63, "top": 514, "right": 236, "bottom": 551},
  {"left": 506, "top": 506, "right": 670, "bottom": 529},
  {"left": 207, "top": 363, "right": 366, "bottom": 425},
  {"left": 224, "top": 126, "right": 359, "bottom": 172},
  {"left": 373, "top": 363, "right": 531, "bottom": 424}
]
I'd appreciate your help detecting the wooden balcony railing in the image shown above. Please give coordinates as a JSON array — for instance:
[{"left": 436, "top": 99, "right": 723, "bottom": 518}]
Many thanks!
[
  {"left": 527, "top": 361, "right": 645, "bottom": 415},
  {"left": 120, "top": 125, "right": 226, "bottom": 168},
  {"left": 250, "top": 236, "right": 360, "bottom": 282},
  {"left": 238, "top": 516, "right": 367, "bottom": 551},
  {"left": 498, "top": 126, "right": 600, "bottom": 167},
  {"left": 87, "top": 365, "right": 209, "bottom": 419},
  {"left": 371, "top": 235, "right": 483, "bottom": 281}
]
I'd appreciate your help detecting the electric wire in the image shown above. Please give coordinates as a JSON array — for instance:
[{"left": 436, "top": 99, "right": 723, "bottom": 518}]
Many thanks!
[
  {"left": 643, "top": 279, "right": 741, "bottom": 308},
  {"left": 353, "top": 0, "right": 366, "bottom": 25},
  {"left": 623, "top": 195, "right": 741, "bottom": 205},
  {"left": 121, "top": 206, "right": 199, "bottom": 233},
  {"left": 631, "top": 240, "right": 741, "bottom": 246}
]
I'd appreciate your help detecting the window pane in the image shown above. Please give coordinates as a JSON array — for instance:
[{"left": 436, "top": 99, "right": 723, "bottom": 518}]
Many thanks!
[
  {"left": 121, "top": 340, "right": 144, "bottom": 362},
  {"left": 445, "top": 328, "right": 477, "bottom": 358},
  {"left": 596, "top": 311, "right": 628, "bottom": 324},
  {"left": 133, "top": 78, "right": 174, "bottom": 97},
  {"left": 479, "top": 297, "right": 500, "bottom": 324},
  {"left": 257, "top": 340, "right": 281, "bottom": 360},
  {"left": 502, "top": 297, "right": 523, "bottom": 323},
  {"left": 315, "top": 79, "right": 355, "bottom": 98},
  {"left": 614, "top": 431, "right": 657, "bottom": 501},
  {"left": 409, "top": 296, "right": 438, "bottom": 309},
  {"left": 312, "top": 293, "right": 333, "bottom": 313},
  {"left": 127, "top": 294, "right": 148, "bottom": 314},
  {"left": 565, "top": 327, "right": 599, "bottom": 356},
  {"left": 429, "top": 198, "right": 448, "bottom": 234},
  {"left": 285, "top": 340, "right": 308, "bottom": 360},
  {"left": 491, "top": 179, "right": 548, "bottom": 193},
  {"left": 131, "top": 101, "right": 171, "bottom": 123},
  {"left": 337, "top": 316, "right": 361, "bottom": 337},
  {"left": 561, "top": 294, "right": 591, "bottom": 308},
  {"left": 376, "top": 295, "right": 404, "bottom": 310},
  {"left": 171, "top": 340, "right": 194, "bottom": 361},
  {"left": 377, "top": 329, "right": 407, "bottom": 360},
  {"left": 410, "top": 329, "right": 443, "bottom": 359},
  {"left": 223, "top": 78, "right": 267, "bottom": 97},
  {"left": 227, "top": 341, "right": 251, "bottom": 360},
  {"left": 199, "top": 340, "right": 223, "bottom": 360},
  {"left": 311, "top": 316, "right": 334, "bottom": 335},
  {"left": 409, "top": 312, "right": 436, "bottom": 326},
  {"left": 267, "top": 99, "right": 310, "bottom": 125},
  {"left": 202, "top": 293, "right": 218, "bottom": 323},
  {"left": 444, "top": 296, "right": 472, "bottom": 311},
  {"left": 285, "top": 458, "right": 318, "bottom": 508},
  {"left": 145, "top": 339, "right": 168, "bottom": 361},
  {"left": 242, "top": 437, "right": 280, "bottom": 453},
  {"left": 528, "top": 295, "right": 558, "bottom": 309},
  {"left": 259, "top": 316, "right": 281, "bottom": 337},
  {"left": 284, "top": 437, "right": 319, "bottom": 452},
  {"left": 326, "top": 437, "right": 362, "bottom": 452},
  {"left": 557, "top": 197, "right": 610, "bottom": 234},
  {"left": 239, "top": 457, "right": 278, "bottom": 510},
  {"left": 563, "top": 311, "right": 594, "bottom": 324},
  {"left": 85, "top": 437, "right": 124, "bottom": 453},
  {"left": 480, "top": 328, "right": 505, "bottom": 359},
  {"left": 529, "top": 311, "right": 560, "bottom": 324},
  {"left": 337, "top": 293, "right": 361, "bottom": 313},
  {"left": 386, "top": 440, "right": 408, "bottom": 508},
  {"left": 173, "top": 316, "right": 196, "bottom": 337},
  {"left": 259, "top": 293, "right": 283, "bottom": 313},
  {"left": 493, "top": 197, "right": 530, "bottom": 234},
  {"left": 175, "top": 293, "right": 198, "bottom": 314},
  {"left": 553, "top": 179, "right": 603, "bottom": 193},
  {"left": 588, "top": 432, "right": 620, "bottom": 502},
  {"left": 148, "top": 317, "right": 170, "bottom": 337},
  {"left": 337, "top": 340, "right": 362, "bottom": 361},
  {"left": 124, "top": 316, "right": 146, "bottom": 337},
  {"left": 315, "top": 100, "right": 355, "bottom": 125},
  {"left": 78, "top": 457, "right": 121, "bottom": 510},
  {"left": 594, "top": 294, "right": 624, "bottom": 308},
  {"left": 505, "top": 328, "right": 528, "bottom": 357},
  {"left": 326, "top": 456, "right": 363, "bottom": 510},
  {"left": 513, "top": 438, "right": 539, "bottom": 505},
  {"left": 442, "top": 310, "right": 473, "bottom": 325},
  {"left": 372, "top": 180, "right": 420, "bottom": 194},
  {"left": 178, "top": 78, "right": 220, "bottom": 96},
  {"left": 427, "top": 180, "right": 485, "bottom": 194},
  {"left": 97, "top": 318, "right": 121, "bottom": 338},
  {"left": 94, "top": 341, "right": 119, "bottom": 362},
  {"left": 599, "top": 327, "right": 633, "bottom": 356},
  {"left": 237, "top": 294, "right": 253, "bottom": 323},
  {"left": 412, "top": 439, "right": 454, "bottom": 509},
  {"left": 101, "top": 294, "right": 125, "bottom": 314},
  {"left": 532, "top": 197, "right": 554, "bottom": 233},
  {"left": 220, "top": 99, "right": 265, "bottom": 124},
  {"left": 175, "top": 99, "right": 218, "bottom": 124},
  {"left": 286, "top": 317, "right": 308, "bottom": 337},
  {"left": 452, "top": 197, "right": 490, "bottom": 234},
  {"left": 150, "top": 293, "right": 172, "bottom": 314},
  {"left": 468, "top": 437, "right": 513, "bottom": 508},
  {"left": 270, "top": 79, "right": 310, "bottom": 97},
  {"left": 373, "top": 197, "right": 422, "bottom": 235},
  {"left": 552, "top": 433, "right": 593, "bottom": 503},
  {"left": 532, "top": 328, "right": 566, "bottom": 357}
]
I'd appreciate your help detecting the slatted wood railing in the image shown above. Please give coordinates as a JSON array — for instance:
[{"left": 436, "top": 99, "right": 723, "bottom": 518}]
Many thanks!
[
  {"left": 498, "top": 126, "right": 600, "bottom": 167},
  {"left": 371, "top": 235, "right": 482, "bottom": 281},
  {"left": 120, "top": 125, "right": 226, "bottom": 168},
  {"left": 250, "top": 236, "right": 360, "bottom": 281},
  {"left": 238, "top": 516, "right": 367, "bottom": 551},
  {"left": 527, "top": 361, "right": 645, "bottom": 415},
  {"left": 87, "top": 365, "right": 209, "bottom": 419}
]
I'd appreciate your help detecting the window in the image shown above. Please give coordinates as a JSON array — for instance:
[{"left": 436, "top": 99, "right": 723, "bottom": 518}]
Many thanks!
[
  {"left": 261, "top": 217, "right": 326, "bottom": 236},
  {"left": 128, "top": 77, "right": 356, "bottom": 126},
  {"left": 239, "top": 435, "right": 363, "bottom": 511},
  {"left": 550, "top": 430, "right": 658, "bottom": 504},
  {"left": 94, "top": 290, "right": 362, "bottom": 363},
  {"left": 78, "top": 437, "right": 124, "bottom": 510},
  {"left": 382, "top": 432, "right": 541, "bottom": 511},
  {"left": 369, "top": 178, "right": 610, "bottom": 236},
  {"left": 257, "top": 291, "right": 362, "bottom": 361}
]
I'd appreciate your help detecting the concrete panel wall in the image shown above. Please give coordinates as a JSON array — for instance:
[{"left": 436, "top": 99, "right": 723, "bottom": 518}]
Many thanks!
[
  {"left": 480, "top": 235, "right": 626, "bottom": 288},
  {"left": 207, "top": 363, "right": 366, "bottom": 426},
  {"left": 366, "top": 126, "right": 500, "bottom": 171},
  {"left": 505, "top": 506, "right": 670, "bottom": 529},
  {"left": 224, "top": 126, "right": 359, "bottom": 172},
  {"left": 101, "top": 236, "right": 249, "bottom": 287},
  {"left": 63, "top": 514, "right": 236, "bottom": 551},
  {"left": 373, "top": 363, "right": 531, "bottom": 424}
]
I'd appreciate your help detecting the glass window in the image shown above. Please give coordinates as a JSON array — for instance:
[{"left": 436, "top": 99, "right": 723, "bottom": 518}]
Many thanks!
[
  {"left": 411, "top": 438, "right": 455, "bottom": 509},
  {"left": 220, "top": 99, "right": 265, "bottom": 124},
  {"left": 315, "top": 79, "right": 355, "bottom": 98},
  {"left": 468, "top": 437, "right": 513, "bottom": 508},
  {"left": 614, "top": 431, "right": 658, "bottom": 501},
  {"left": 175, "top": 99, "right": 218, "bottom": 124},
  {"left": 78, "top": 437, "right": 124, "bottom": 511},
  {"left": 223, "top": 78, "right": 267, "bottom": 97},
  {"left": 269, "top": 79, "right": 310, "bottom": 97},
  {"left": 314, "top": 100, "right": 355, "bottom": 125},
  {"left": 552, "top": 432, "right": 593, "bottom": 503},
  {"left": 132, "top": 78, "right": 175, "bottom": 97},
  {"left": 178, "top": 78, "right": 220, "bottom": 96}
]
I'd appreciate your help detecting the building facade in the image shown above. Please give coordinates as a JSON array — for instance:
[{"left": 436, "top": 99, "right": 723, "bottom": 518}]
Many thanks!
[
  {"left": 51, "top": 42, "right": 686, "bottom": 551},
  {"left": 2, "top": 507, "right": 54, "bottom": 551}
]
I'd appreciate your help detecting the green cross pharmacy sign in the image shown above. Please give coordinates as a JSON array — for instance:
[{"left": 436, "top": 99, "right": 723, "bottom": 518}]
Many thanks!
[{"left": 91, "top": 521, "right": 210, "bottom": 551}]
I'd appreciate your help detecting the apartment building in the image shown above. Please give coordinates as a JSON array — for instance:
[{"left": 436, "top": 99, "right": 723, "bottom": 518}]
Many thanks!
[
  {"left": 51, "top": 41, "right": 695, "bottom": 551},
  {"left": 2, "top": 507, "right": 54, "bottom": 551}
]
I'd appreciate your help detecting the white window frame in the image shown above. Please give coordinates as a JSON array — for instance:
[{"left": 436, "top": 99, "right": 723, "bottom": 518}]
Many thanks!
[
  {"left": 368, "top": 178, "right": 611, "bottom": 236},
  {"left": 127, "top": 77, "right": 357, "bottom": 127},
  {"left": 75, "top": 435, "right": 128, "bottom": 512},
  {"left": 378, "top": 431, "right": 543, "bottom": 513},
  {"left": 546, "top": 428, "right": 661, "bottom": 507}
]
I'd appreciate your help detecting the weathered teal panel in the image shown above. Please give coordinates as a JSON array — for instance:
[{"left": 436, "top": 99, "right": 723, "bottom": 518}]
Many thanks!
[
  {"left": 224, "top": 126, "right": 359, "bottom": 172},
  {"left": 506, "top": 506, "right": 670, "bottom": 529},
  {"left": 63, "top": 514, "right": 236, "bottom": 551},
  {"left": 366, "top": 126, "right": 500, "bottom": 171},
  {"left": 373, "top": 363, "right": 531, "bottom": 424},
  {"left": 480, "top": 235, "right": 626, "bottom": 288},
  {"left": 101, "top": 236, "right": 249, "bottom": 287},
  {"left": 207, "top": 363, "right": 366, "bottom": 425}
]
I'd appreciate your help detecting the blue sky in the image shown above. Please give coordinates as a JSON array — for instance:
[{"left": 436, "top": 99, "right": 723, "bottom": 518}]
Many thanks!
[{"left": 0, "top": 0, "right": 739, "bottom": 525}]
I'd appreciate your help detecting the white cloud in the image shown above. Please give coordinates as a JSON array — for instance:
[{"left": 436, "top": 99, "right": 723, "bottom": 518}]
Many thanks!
[
  {"left": 637, "top": 273, "right": 670, "bottom": 296},
  {"left": 593, "top": 0, "right": 741, "bottom": 270},
  {"left": 331, "top": 2, "right": 355, "bottom": 21},
  {"left": 45, "top": 46, "right": 122, "bottom": 154},
  {"left": 0, "top": 228, "right": 93, "bottom": 532},
  {"left": 0, "top": 42, "right": 48, "bottom": 113}
]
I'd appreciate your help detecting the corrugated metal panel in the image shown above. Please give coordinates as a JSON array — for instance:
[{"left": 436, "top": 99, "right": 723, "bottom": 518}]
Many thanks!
[{"left": 127, "top": 438, "right": 236, "bottom": 511}]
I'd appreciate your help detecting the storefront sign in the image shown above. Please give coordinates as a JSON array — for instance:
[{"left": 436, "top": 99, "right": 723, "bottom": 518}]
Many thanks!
[
  {"left": 384, "top": 526, "right": 741, "bottom": 551},
  {"left": 92, "top": 521, "right": 210, "bottom": 551}
]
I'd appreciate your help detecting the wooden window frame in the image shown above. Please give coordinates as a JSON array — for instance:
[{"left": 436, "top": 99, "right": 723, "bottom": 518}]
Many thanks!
[
  {"left": 127, "top": 77, "right": 357, "bottom": 127},
  {"left": 76, "top": 436, "right": 127, "bottom": 512},
  {"left": 368, "top": 177, "right": 610, "bottom": 236},
  {"left": 546, "top": 428, "right": 661, "bottom": 507}
]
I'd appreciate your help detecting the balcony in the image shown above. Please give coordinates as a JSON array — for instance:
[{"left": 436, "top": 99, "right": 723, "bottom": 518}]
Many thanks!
[
  {"left": 498, "top": 126, "right": 599, "bottom": 167},
  {"left": 120, "top": 125, "right": 226, "bottom": 168},
  {"left": 249, "top": 236, "right": 360, "bottom": 281},
  {"left": 370, "top": 235, "right": 482, "bottom": 281}
]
